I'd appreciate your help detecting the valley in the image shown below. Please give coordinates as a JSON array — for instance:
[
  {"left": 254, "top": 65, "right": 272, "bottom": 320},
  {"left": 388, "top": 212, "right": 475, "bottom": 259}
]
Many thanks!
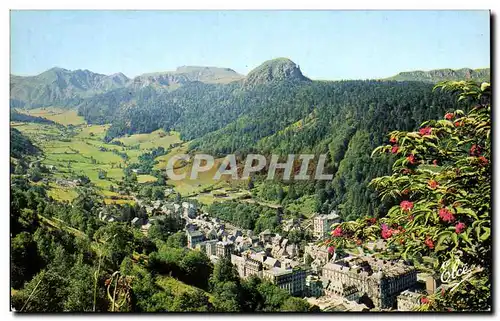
[
  {"left": 8, "top": 9, "right": 492, "bottom": 314},
  {"left": 9, "top": 59, "right": 491, "bottom": 313},
  {"left": 11, "top": 106, "right": 259, "bottom": 209}
]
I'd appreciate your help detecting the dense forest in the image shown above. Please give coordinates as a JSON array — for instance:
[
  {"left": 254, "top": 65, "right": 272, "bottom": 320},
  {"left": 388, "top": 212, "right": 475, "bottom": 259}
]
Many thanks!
[
  {"left": 207, "top": 201, "right": 281, "bottom": 233},
  {"left": 10, "top": 128, "right": 39, "bottom": 159}
]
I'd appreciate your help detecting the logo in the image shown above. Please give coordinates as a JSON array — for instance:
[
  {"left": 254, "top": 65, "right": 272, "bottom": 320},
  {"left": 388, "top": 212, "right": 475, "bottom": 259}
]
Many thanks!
[
  {"left": 440, "top": 260, "right": 477, "bottom": 284},
  {"left": 165, "top": 154, "right": 333, "bottom": 181}
]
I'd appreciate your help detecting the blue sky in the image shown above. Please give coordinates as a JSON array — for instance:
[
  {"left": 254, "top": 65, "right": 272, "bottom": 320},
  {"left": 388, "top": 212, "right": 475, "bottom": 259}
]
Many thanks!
[{"left": 10, "top": 10, "right": 490, "bottom": 80}]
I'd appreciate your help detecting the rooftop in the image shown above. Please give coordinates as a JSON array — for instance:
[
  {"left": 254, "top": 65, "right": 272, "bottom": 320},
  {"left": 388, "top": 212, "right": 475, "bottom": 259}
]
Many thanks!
[
  {"left": 186, "top": 230, "right": 204, "bottom": 237},
  {"left": 265, "top": 267, "right": 293, "bottom": 277},
  {"left": 314, "top": 210, "right": 340, "bottom": 221},
  {"left": 324, "top": 255, "right": 414, "bottom": 278}
]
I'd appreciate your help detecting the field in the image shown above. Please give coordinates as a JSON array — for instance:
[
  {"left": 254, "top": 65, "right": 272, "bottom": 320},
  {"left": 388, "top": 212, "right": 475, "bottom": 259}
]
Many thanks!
[
  {"left": 19, "top": 107, "right": 86, "bottom": 125},
  {"left": 114, "top": 129, "right": 182, "bottom": 150},
  {"left": 159, "top": 148, "right": 253, "bottom": 202},
  {"left": 11, "top": 107, "right": 183, "bottom": 204}
]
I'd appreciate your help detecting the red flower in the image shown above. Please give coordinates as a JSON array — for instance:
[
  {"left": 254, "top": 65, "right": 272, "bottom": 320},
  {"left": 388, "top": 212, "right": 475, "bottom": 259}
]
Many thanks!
[
  {"left": 421, "top": 297, "right": 430, "bottom": 304},
  {"left": 391, "top": 145, "right": 399, "bottom": 154},
  {"left": 455, "top": 222, "right": 466, "bottom": 234},
  {"left": 470, "top": 144, "right": 482, "bottom": 156},
  {"left": 389, "top": 136, "right": 397, "bottom": 144},
  {"left": 478, "top": 156, "right": 488, "bottom": 166},
  {"left": 428, "top": 179, "right": 439, "bottom": 189},
  {"left": 455, "top": 121, "right": 463, "bottom": 127},
  {"left": 445, "top": 113, "right": 454, "bottom": 120},
  {"left": 366, "top": 217, "right": 377, "bottom": 225},
  {"left": 407, "top": 154, "right": 416, "bottom": 164},
  {"left": 419, "top": 126, "right": 432, "bottom": 136},
  {"left": 400, "top": 200, "right": 414, "bottom": 212},
  {"left": 425, "top": 238, "right": 434, "bottom": 249},
  {"left": 381, "top": 229, "right": 393, "bottom": 239},
  {"left": 433, "top": 159, "right": 439, "bottom": 166},
  {"left": 381, "top": 223, "right": 394, "bottom": 239},
  {"left": 402, "top": 189, "right": 410, "bottom": 195},
  {"left": 332, "top": 226, "right": 343, "bottom": 237},
  {"left": 328, "top": 246, "right": 335, "bottom": 254},
  {"left": 439, "top": 208, "right": 455, "bottom": 223}
]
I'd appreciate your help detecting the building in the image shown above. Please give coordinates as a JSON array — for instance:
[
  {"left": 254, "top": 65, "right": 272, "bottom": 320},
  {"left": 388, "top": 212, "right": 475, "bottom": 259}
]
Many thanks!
[
  {"left": 306, "top": 295, "right": 369, "bottom": 312},
  {"left": 305, "top": 275, "right": 324, "bottom": 298},
  {"left": 322, "top": 255, "right": 417, "bottom": 309},
  {"left": 244, "top": 257, "right": 264, "bottom": 279},
  {"left": 304, "top": 243, "right": 332, "bottom": 266},
  {"left": 216, "top": 241, "right": 234, "bottom": 258},
  {"left": 231, "top": 254, "right": 247, "bottom": 278},
  {"left": 263, "top": 267, "right": 307, "bottom": 296},
  {"left": 204, "top": 239, "right": 218, "bottom": 257},
  {"left": 195, "top": 242, "right": 207, "bottom": 253},
  {"left": 325, "top": 281, "right": 361, "bottom": 302},
  {"left": 196, "top": 239, "right": 218, "bottom": 257},
  {"left": 182, "top": 202, "right": 197, "bottom": 218},
  {"left": 397, "top": 290, "right": 422, "bottom": 311},
  {"left": 263, "top": 257, "right": 281, "bottom": 269},
  {"left": 186, "top": 230, "right": 204, "bottom": 249},
  {"left": 313, "top": 210, "right": 341, "bottom": 239},
  {"left": 259, "top": 229, "right": 273, "bottom": 243},
  {"left": 131, "top": 217, "right": 144, "bottom": 227},
  {"left": 231, "top": 252, "right": 266, "bottom": 279}
]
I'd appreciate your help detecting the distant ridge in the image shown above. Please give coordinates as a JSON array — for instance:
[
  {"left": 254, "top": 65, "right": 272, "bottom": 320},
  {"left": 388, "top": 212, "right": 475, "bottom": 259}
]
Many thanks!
[
  {"left": 385, "top": 67, "right": 490, "bottom": 83},
  {"left": 10, "top": 68, "right": 131, "bottom": 108},
  {"left": 133, "top": 66, "right": 244, "bottom": 87},
  {"left": 243, "top": 58, "right": 310, "bottom": 87}
]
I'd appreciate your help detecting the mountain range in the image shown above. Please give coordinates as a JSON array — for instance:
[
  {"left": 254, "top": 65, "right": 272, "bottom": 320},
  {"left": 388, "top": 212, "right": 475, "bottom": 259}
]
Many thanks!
[{"left": 10, "top": 58, "right": 489, "bottom": 109}]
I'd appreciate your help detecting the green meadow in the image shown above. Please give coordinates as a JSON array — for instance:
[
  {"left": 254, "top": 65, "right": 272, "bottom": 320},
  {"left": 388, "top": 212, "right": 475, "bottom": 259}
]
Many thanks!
[{"left": 12, "top": 107, "right": 183, "bottom": 204}]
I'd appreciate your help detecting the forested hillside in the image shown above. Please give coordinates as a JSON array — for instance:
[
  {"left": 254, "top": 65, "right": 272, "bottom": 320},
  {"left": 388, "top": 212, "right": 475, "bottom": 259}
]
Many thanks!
[
  {"left": 11, "top": 110, "right": 56, "bottom": 125},
  {"left": 93, "top": 78, "right": 459, "bottom": 220},
  {"left": 11, "top": 58, "right": 469, "bottom": 220},
  {"left": 10, "top": 128, "right": 39, "bottom": 159}
]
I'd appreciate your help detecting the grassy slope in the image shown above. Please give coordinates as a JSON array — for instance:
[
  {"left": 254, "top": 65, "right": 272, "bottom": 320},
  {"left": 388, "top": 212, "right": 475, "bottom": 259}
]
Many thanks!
[
  {"left": 11, "top": 107, "right": 181, "bottom": 204},
  {"left": 18, "top": 107, "right": 86, "bottom": 125}
]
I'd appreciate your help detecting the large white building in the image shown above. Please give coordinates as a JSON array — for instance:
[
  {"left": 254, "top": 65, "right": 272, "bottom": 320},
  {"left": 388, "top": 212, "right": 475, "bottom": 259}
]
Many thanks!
[
  {"left": 313, "top": 210, "right": 341, "bottom": 239},
  {"left": 186, "top": 230, "right": 204, "bottom": 249},
  {"left": 322, "top": 255, "right": 417, "bottom": 309},
  {"left": 263, "top": 267, "right": 307, "bottom": 296}
]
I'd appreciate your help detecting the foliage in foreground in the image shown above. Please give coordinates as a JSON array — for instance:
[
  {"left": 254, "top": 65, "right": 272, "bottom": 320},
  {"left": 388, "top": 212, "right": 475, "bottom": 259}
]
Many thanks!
[{"left": 326, "top": 81, "right": 491, "bottom": 311}]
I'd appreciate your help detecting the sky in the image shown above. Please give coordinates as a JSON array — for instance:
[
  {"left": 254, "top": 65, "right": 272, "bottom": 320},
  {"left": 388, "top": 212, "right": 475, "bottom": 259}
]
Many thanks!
[{"left": 10, "top": 10, "right": 490, "bottom": 80}]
